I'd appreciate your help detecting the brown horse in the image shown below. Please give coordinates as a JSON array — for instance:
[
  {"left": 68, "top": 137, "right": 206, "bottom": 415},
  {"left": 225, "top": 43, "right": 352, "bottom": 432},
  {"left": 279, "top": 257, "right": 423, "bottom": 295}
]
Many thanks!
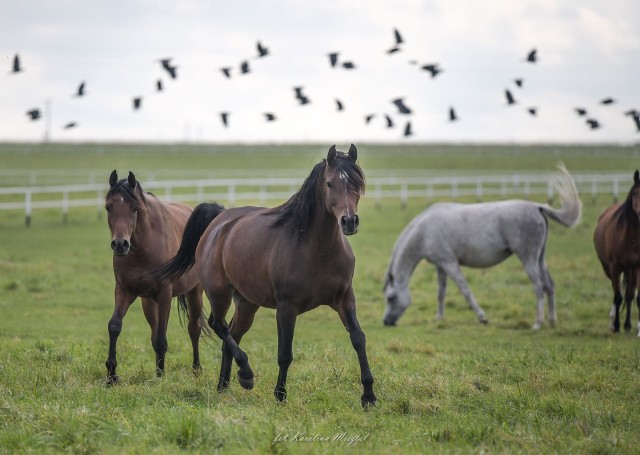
[
  {"left": 105, "top": 170, "right": 224, "bottom": 384},
  {"left": 155, "top": 145, "right": 376, "bottom": 407},
  {"left": 594, "top": 170, "right": 640, "bottom": 335}
]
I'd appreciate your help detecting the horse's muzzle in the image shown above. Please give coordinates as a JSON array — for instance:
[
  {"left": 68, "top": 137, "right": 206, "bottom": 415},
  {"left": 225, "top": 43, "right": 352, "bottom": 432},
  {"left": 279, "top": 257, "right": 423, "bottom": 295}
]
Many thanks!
[
  {"left": 340, "top": 214, "right": 359, "bottom": 236},
  {"left": 383, "top": 317, "right": 397, "bottom": 327},
  {"left": 111, "top": 238, "right": 130, "bottom": 256}
]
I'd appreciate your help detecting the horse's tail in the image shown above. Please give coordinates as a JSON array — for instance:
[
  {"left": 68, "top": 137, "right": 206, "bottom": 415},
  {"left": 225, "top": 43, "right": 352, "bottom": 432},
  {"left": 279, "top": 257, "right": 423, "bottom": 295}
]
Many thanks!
[
  {"left": 154, "top": 202, "right": 225, "bottom": 283},
  {"left": 176, "top": 294, "right": 213, "bottom": 338},
  {"left": 536, "top": 162, "right": 582, "bottom": 228}
]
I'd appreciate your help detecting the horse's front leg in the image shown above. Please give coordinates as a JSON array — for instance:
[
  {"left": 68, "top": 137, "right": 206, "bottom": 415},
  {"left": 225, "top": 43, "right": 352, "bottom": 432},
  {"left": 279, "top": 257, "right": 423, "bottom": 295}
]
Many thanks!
[
  {"left": 610, "top": 272, "right": 623, "bottom": 333},
  {"left": 274, "top": 304, "right": 298, "bottom": 402},
  {"left": 142, "top": 292, "right": 171, "bottom": 377},
  {"left": 441, "top": 262, "right": 488, "bottom": 324},
  {"left": 436, "top": 266, "right": 447, "bottom": 321},
  {"left": 106, "top": 286, "right": 136, "bottom": 385},
  {"left": 623, "top": 270, "right": 636, "bottom": 332},
  {"left": 337, "top": 288, "right": 377, "bottom": 408}
]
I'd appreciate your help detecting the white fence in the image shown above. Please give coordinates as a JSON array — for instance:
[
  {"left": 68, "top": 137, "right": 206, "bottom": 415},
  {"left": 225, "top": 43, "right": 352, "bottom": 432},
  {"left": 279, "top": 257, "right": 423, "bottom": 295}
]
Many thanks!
[{"left": 0, "top": 172, "right": 629, "bottom": 226}]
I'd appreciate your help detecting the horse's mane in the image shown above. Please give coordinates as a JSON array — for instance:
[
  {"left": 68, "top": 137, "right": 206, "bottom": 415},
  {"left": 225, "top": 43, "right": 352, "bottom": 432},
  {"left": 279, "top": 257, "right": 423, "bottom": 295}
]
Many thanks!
[
  {"left": 614, "top": 182, "right": 640, "bottom": 227},
  {"left": 268, "top": 153, "right": 365, "bottom": 235},
  {"left": 105, "top": 178, "right": 150, "bottom": 214}
]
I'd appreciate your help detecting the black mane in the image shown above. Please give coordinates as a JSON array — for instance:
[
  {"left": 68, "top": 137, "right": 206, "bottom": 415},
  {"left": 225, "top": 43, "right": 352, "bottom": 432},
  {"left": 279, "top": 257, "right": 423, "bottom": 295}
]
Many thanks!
[
  {"left": 614, "top": 181, "right": 640, "bottom": 226},
  {"left": 268, "top": 153, "right": 365, "bottom": 235},
  {"left": 105, "top": 179, "right": 148, "bottom": 211}
]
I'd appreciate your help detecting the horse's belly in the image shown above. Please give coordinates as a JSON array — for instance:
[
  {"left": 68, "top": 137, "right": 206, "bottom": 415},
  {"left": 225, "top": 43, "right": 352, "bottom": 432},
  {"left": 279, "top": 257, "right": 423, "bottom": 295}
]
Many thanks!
[{"left": 457, "top": 247, "right": 511, "bottom": 268}]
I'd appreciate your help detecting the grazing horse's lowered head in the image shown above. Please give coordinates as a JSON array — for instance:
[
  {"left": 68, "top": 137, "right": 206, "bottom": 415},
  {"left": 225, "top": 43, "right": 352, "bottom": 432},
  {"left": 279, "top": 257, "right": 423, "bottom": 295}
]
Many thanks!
[
  {"left": 383, "top": 272, "right": 411, "bottom": 326},
  {"left": 106, "top": 170, "right": 146, "bottom": 256},
  {"left": 324, "top": 144, "right": 363, "bottom": 235}
]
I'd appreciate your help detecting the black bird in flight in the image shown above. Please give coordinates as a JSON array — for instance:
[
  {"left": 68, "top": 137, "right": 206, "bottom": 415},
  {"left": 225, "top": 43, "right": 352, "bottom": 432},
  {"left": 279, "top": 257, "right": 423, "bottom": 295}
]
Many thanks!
[
  {"left": 386, "top": 28, "right": 404, "bottom": 54},
  {"left": 525, "top": 48, "right": 537, "bottom": 63},
  {"left": 11, "top": 54, "right": 22, "bottom": 73},
  {"left": 26, "top": 109, "right": 41, "bottom": 121},
  {"left": 132, "top": 97, "right": 142, "bottom": 110},
  {"left": 505, "top": 89, "right": 516, "bottom": 105},
  {"left": 514, "top": 78, "right": 524, "bottom": 88},
  {"left": 527, "top": 107, "right": 538, "bottom": 116},
  {"left": 160, "top": 59, "right": 177, "bottom": 79},
  {"left": 364, "top": 114, "right": 375, "bottom": 124},
  {"left": 421, "top": 64, "right": 442, "bottom": 78},
  {"left": 74, "top": 81, "right": 86, "bottom": 97},
  {"left": 586, "top": 118, "right": 600, "bottom": 129},
  {"left": 220, "top": 112, "right": 229, "bottom": 127},
  {"left": 393, "top": 98, "right": 412, "bottom": 114},
  {"left": 220, "top": 67, "right": 232, "bottom": 78},
  {"left": 342, "top": 61, "right": 355, "bottom": 69},
  {"left": 256, "top": 41, "right": 269, "bottom": 57},
  {"left": 63, "top": 122, "right": 77, "bottom": 129},
  {"left": 385, "top": 115, "right": 394, "bottom": 128},
  {"left": 240, "top": 61, "right": 250, "bottom": 74},
  {"left": 156, "top": 79, "right": 163, "bottom": 91},
  {"left": 600, "top": 97, "right": 615, "bottom": 105},
  {"left": 264, "top": 112, "right": 276, "bottom": 122},
  {"left": 294, "top": 87, "right": 310, "bottom": 105},
  {"left": 575, "top": 107, "right": 587, "bottom": 116},
  {"left": 403, "top": 121, "right": 413, "bottom": 137},
  {"left": 449, "top": 107, "right": 458, "bottom": 122},
  {"left": 336, "top": 99, "right": 344, "bottom": 111},
  {"left": 625, "top": 110, "right": 640, "bottom": 131},
  {"left": 328, "top": 52, "right": 339, "bottom": 67}
]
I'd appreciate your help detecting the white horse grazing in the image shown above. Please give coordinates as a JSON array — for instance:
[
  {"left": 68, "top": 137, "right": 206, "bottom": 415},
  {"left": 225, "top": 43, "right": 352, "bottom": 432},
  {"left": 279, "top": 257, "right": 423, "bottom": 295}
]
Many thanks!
[{"left": 382, "top": 164, "right": 582, "bottom": 330}]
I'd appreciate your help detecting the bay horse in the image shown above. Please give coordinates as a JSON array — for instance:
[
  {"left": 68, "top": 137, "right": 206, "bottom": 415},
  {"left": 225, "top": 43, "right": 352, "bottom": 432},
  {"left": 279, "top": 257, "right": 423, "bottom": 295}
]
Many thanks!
[
  {"left": 594, "top": 170, "right": 640, "bottom": 335},
  {"left": 154, "top": 145, "right": 376, "bottom": 407},
  {"left": 105, "top": 170, "right": 224, "bottom": 384},
  {"left": 383, "top": 163, "right": 582, "bottom": 329}
]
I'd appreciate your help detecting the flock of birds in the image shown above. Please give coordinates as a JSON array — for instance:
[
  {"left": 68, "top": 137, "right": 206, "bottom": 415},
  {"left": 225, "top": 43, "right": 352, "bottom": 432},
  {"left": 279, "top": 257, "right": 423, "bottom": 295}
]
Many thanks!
[{"left": 10, "top": 28, "right": 640, "bottom": 138}]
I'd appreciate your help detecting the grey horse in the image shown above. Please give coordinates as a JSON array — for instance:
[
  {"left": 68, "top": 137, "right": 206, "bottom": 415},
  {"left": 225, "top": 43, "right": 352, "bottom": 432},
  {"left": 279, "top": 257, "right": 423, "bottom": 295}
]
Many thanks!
[{"left": 383, "top": 163, "right": 582, "bottom": 329}]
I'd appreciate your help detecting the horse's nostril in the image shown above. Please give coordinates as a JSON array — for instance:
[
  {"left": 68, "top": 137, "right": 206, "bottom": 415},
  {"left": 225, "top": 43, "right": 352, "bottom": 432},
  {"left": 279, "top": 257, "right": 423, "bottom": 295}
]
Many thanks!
[
  {"left": 354, "top": 215, "right": 360, "bottom": 227},
  {"left": 123, "top": 240, "right": 130, "bottom": 249},
  {"left": 341, "top": 216, "right": 347, "bottom": 227},
  {"left": 111, "top": 240, "right": 117, "bottom": 251}
]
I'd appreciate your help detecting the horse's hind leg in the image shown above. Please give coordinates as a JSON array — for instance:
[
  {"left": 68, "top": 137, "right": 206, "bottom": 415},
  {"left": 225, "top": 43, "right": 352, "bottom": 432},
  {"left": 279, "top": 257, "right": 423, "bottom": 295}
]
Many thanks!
[
  {"left": 106, "top": 286, "right": 136, "bottom": 385},
  {"left": 218, "top": 295, "right": 259, "bottom": 392},
  {"left": 142, "top": 293, "right": 171, "bottom": 376},
  {"left": 440, "top": 262, "right": 488, "bottom": 323},
  {"left": 206, "top": 287, "right": 255, "bottom": 390},
  {"left": 436, "top": 266, "right": 447, "bottom": 321},
  {"left": 521, "top": 257, "right": 546, "bottom": 330},
  {"left": 185, "top": 286, "right": 205, "bottom": 372},
  {"left": 539, "top": 256, "right": 556, "bottom": 327}
]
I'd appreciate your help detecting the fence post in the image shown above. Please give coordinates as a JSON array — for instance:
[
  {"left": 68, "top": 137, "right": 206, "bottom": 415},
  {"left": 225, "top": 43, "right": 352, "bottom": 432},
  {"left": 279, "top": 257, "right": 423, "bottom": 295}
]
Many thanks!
[
  {"left": 25, "top": 190, "right": 32, "bottom": 227},
  {"left": 451, "top": 179, "right": 458, "bottom": 201},
  {"left": 375, "top": 183, "right": 382, "bottom": 208},
  {"left": 96, "top": 189, "right": 103, "bottom": 220},
  {"left": 228, "top": 184, "right": 236, "bottom": 207},
  {"left": 196, "top": 184, "right": 204, "bottom": 203},
  {"left": 591, "top": 179, "right": 597, "bottom": 205},
  {"left": 259, "top": 185, "right": 267, "bottom": 206},
  {"left": 613, "top": 178, "right": 619, "bottom": 203},
  {"left": 62, "top": 191, "right": 69, "bottom": 224},
  {"left": 476, "top": 179, "right": 482, "bottom": 202},
  {"left": 400, "top": 183, "right": 408, "bottom": 209}
]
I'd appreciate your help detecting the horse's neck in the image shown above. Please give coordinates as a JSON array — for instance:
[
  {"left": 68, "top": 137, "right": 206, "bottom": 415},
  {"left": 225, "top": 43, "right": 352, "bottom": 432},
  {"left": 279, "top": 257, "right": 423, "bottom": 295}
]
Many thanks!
[
  {"left": 131, "top": 198, "right": 164, "bottom": 250},
  {"left": 390, "top": 226, "right": 423, "bottom": 288}
]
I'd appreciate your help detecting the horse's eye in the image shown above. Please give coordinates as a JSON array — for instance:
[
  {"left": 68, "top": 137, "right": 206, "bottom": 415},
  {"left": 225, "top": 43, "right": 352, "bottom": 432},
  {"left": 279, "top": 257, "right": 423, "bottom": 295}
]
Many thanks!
[
  {"left": 105, "top": 206, "right": 112, "bottom": 213},
  {"left": 326, "top": 181, "right": 333, "bottom": 188}
]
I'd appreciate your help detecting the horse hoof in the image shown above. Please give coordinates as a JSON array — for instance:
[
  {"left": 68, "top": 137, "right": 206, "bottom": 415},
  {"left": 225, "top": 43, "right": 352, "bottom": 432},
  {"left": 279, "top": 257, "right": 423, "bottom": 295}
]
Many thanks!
[
  {"left": 106, "top": 375, "right": 120, "bottom": 386},
  {"left": 361, "top": 394, "right": 377, "bottom": 409},
  {"left": 274, "top": 389, "right": 287, "bottom": 402},
  {"left": 192, "top": 365, "right": 202, "bottom": 376},
  {"left": 479, "top": 317, "right": 489, "bottom": 325},
  {"left": 238, "top": 372, "right": 254, "bottom": 390}
]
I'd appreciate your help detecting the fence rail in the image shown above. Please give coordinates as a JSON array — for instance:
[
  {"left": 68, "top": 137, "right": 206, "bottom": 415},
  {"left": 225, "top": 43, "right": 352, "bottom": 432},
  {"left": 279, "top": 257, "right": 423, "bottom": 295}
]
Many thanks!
[{"left": 0, "top": 173, "right": 628, "bottom": 226}]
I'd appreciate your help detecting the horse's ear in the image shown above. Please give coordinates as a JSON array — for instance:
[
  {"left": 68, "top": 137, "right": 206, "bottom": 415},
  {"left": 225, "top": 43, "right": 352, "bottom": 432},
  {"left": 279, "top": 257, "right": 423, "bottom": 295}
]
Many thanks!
[
  {"left": 348, "top": 143, "right": 357, "bottom": 162},
  {"left": 635, "top": 170, "right": 639, "bottom": 184},
  {"left": 327, "top": 145, "right": 337, "bottom": 166},
  {"left": 383, "top": 272, "right": 394, "bottom": 291},
  {"left": 109, "top": 170, "right": 118, "bottom": 187},
  {"left": 127, "top": 171, "right": 136, "bottom": 189}
]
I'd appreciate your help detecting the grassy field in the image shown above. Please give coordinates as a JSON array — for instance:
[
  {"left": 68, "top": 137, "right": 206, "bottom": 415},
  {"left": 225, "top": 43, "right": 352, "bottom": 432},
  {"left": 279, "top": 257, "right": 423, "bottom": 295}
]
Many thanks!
[{"left": 1, "top": 143, "right": 640, "bottom": 454}]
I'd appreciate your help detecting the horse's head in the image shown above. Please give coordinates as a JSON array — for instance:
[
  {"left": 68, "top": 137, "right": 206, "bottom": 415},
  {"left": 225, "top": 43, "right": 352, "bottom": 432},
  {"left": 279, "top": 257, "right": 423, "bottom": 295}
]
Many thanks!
[
  {"left": 629, "top": 170, "right": 640, "bottom": 221},
  {"left": 105, "top": 170, "right": 144, "bottom": 256},
  {"left": 323, "top": 144, "right": 365, "bottom": 236},
  {"left": 382, "top": 272, "right": 411, "bottom": 326}
]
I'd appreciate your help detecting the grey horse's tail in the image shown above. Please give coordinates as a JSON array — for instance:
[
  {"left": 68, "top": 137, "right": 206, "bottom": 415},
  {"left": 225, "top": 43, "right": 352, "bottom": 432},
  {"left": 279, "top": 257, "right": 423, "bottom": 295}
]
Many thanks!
[{"left": 536, "top": 162, "right": 582, "bottom": 227}]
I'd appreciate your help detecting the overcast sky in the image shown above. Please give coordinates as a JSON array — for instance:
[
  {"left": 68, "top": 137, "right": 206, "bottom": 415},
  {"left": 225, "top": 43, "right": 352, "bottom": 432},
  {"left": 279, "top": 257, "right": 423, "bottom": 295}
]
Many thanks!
[{"left": 1, "top": 0, "right": 639, "bottom": 144}]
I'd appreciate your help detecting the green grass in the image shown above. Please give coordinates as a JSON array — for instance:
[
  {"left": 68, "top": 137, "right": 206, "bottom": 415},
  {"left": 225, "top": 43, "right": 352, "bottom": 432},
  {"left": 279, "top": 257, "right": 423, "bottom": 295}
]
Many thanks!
[{"left": 1, "top": 143, "right": 640, "bottom": 454}]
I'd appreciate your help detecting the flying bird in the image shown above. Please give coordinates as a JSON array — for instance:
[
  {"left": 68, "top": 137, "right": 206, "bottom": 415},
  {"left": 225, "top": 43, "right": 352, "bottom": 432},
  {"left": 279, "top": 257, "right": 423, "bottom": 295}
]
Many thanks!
[
  {"left": 514, "top": 78, "right": 524, "bottom": 88},
  {"left": 449, "top": 107, "right": 458, "bottom": 122},
  {"left": 527, "top": 107, "right": 538, "bottom": 116},
  {"left": 342, "top": 61, "right": 355, "bottom": 69},
  {"left": 421, "top": 64, "right": 442, "bottom": 78},
  {"left": 240, "top": 61, "right": 250, "bottom": 74},
  {"left": 264, "top": 112, "right": 276, "bottom": 122},
  {"left": 156, "top": 79, "right": 163, "bottom": 91},
  {"left": 63, "top": 122, "right": 77, "bottom": 129},
  {"left": 256, "top": 41, "right": 269, "bottom": 57},
  {"left": 220, "top": 67, "right": 232, "bottom": 78},
  {"left": 393, "top": 98, "right": 412, "bottom": 114},
  {"left": 385, "top": 115, "right": 394, "bottom": 128},
  {"left": 132, "top": 97, "right": 142, "bottom": 110},
  {"left": 294, "top": 87, "right": 310, "bottom": 105},
  {"left": 220, "top": 112, "right": 229, "bottom": 127},
  {"left": 11, "top": 54, "right": 22, "bottom": 73},
  {"left": 403, "top": 121, "right": 413, "bottom": 137},
  {"left": 74, "top": 81, "right": 86, "bottom": 97},
  {"left": 505, "top": 89, "right": 516, "bottom": 105},
  {"left": 600, "top": 97, "right": 615, "bottom": 105},
  {"left": 525, "top": 49, "right": 537, "bottom": 63},
  {"left": 336, "top": 99, "right": 344, "bottom": 111},
  {"left": 26, "top": 109, "right": 41, "bottom": 121},
  {"left": 160, "top": 58, "right": 177, "bottom": 79},
  {"left": 365, "top": 114, "right": 375, "bottom": 124},
  {"left": 575, "top": 107, "right": 587, "bottom": 116},
  {"left": 386, "top": 28, "right": 404, "bottom": 54},
  {"left": 328, "top": 52, "right": 339, "bottom": 67},
  {"left": 625, "top": 110, "right": 640, "bottom": 131},
  {"left": 586, "top": 118, "right": 600, "bottom": 130}
]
